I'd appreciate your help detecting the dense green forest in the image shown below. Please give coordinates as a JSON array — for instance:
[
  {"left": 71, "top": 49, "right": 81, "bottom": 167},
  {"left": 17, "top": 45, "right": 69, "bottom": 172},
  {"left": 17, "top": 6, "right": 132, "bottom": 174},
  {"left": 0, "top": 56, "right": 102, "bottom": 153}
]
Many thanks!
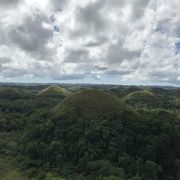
[{"left": 0, "top": 83, "right": 180, "bottom": 179}]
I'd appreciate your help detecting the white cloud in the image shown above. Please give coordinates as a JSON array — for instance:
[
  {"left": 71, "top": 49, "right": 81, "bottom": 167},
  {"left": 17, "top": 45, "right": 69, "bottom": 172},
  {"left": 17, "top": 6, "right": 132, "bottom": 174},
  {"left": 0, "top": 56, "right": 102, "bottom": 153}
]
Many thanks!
[{"left": 0, "top": 0, "right": 180, "bottom": 84}]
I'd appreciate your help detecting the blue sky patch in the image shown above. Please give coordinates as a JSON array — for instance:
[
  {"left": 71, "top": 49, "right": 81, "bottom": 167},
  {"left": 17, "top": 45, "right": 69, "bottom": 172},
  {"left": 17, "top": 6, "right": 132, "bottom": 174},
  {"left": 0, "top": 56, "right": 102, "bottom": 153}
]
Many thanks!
[
  {"left": 53, "top": 25, "right": 60, "bottom": 32},
  {"left": 175, "top": 42, "right": 180, "bottom": 53}
]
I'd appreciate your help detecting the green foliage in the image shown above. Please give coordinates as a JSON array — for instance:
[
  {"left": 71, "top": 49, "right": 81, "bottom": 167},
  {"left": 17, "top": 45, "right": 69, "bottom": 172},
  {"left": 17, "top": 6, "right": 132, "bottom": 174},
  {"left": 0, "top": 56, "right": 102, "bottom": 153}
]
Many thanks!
[
  {"left": 0, "top": 84, "right": 180, "bottom": 179},
  {"left": 86, "top": 160, "right": 125, "bottom": 179},
  {"left": 0, "top": 88, "right": 20, "bottom": 99},
  {"left": 0, "top": 158, "right": 29, "bottom": 180},
  {"left": 123, "top": 90, "right": 172, "bottom": 110}
]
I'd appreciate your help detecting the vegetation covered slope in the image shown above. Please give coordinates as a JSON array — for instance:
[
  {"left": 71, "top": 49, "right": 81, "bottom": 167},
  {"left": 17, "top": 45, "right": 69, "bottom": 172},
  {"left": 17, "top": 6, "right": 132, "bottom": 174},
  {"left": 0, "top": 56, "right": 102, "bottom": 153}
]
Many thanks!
[
  {"left": 52, "top": 89, "right": 137, "bottom": 120},
  {"left": 0, "top": 88, "right": 19, "bottom": 99},
  {"left": 0, "top": 158, "right": 29, "bottom": 180},
  {"left": 123, "top": 90, "right": 170, "bottom": 110},
  {"left": 0, "top": 84, "right": 180, "bottom": 179},
  {"left": 121, "top": 86, "right": 142, "bottom": 96},
  {"left": 38, "top": 86, "right": 70, "bottom": 97},
  {"left": 18, "top": 88, "right": 180, "bottom": 179},
  {"left": 107, "top": 86, "right": 142, "bottom": 98}
]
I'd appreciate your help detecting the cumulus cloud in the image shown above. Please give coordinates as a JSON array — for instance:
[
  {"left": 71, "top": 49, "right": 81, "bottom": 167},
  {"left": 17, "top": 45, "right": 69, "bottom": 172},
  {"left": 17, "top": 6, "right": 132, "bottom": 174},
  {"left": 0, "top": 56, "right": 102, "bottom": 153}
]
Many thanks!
[
  {"left": 51, "top": 0, "right": 70, "bottom": 11},
  {"left": 0, "top": 0, "right": 21, "bottom": 7},
  {"left": 0, "top": 57, "right": 12, "bottom": 64},
  {"left": 9, "top": 12, "right": 54, "bottom": 59},
  {"left": 0, "top": 0, "right": 180, "bottom": 84}
]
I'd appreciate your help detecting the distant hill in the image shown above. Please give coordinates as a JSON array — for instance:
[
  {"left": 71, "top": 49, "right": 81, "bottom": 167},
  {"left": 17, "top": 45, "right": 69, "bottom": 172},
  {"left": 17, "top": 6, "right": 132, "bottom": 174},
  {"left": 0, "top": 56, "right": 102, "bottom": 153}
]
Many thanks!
[
  {"left": 108, "top": 86, "right": 143, "bottom": 98},
  {"left": 52, "top": 89, "right": 137, "bottom": 120},
  {"left": 146, "top": 87, "right": 172, "bottom": 96},
  {"left": 123, "top": 90, "right": 169, "bottom": 110},
  {"left": 124, "top": 90, "right": 155, "bottom": 99},
  {"left": 38, "top": 86, "right": 70, "bottom": 97},
  {"left": 0, "top": 88, "right": 19, "bottom": 99},
  {"left": 121, "top": 86, "right": 142, "bottom": 96}
]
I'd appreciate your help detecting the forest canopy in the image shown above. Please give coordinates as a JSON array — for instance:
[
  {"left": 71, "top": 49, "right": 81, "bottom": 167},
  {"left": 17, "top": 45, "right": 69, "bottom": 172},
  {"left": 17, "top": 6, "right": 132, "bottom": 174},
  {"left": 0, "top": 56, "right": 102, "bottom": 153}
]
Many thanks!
[{"left": 0, "top": 84, "right": 180, "bottom": 180}]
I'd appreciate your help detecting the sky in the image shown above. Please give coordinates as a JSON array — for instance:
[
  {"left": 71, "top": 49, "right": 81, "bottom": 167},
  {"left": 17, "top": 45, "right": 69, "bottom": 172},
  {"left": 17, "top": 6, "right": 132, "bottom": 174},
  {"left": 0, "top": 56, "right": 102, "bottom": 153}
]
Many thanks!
[{"left": 0, "top": 0, "right": 180, "bottom": 86}]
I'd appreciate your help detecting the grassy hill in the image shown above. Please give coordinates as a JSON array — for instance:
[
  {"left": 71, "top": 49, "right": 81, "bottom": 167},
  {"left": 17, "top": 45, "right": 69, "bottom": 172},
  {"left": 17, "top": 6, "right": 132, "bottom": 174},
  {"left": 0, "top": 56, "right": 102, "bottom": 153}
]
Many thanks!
[
  {"left": 123, "top": 90, "right": 174, "bottom": 110},
  {"left": 107, "top": 86, "right": 142, "bottom": 98},
  {"left": 0, "top": 88, "right": 19, "bottom": 99},
  {"left": 33, "top": 89, "right": 140, "bottom": 179},
  {"left": 52, "top": 88, "right": 137, "bottom": 120},
  {"left": 147, "top": 87, "right": 171, "bottom": 96},
  {"left": 123, "top": 90, "right": 161, "bottom": 110},
  {"left": 124, "top": 90, "right": 155, "bottom": 99},
  {"left": 38, "top": 86, "right": 70, "bottom": 97},
  {"left": 121, "top": 86, "right": 142, "bottom": 96}
]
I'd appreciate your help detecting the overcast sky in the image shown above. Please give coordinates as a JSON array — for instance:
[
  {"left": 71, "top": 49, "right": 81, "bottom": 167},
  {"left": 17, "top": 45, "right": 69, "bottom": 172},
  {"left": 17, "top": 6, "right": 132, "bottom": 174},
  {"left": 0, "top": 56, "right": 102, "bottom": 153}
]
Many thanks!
[{"left": 0, "top": 0, "right": 180, "bottom": 85}]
